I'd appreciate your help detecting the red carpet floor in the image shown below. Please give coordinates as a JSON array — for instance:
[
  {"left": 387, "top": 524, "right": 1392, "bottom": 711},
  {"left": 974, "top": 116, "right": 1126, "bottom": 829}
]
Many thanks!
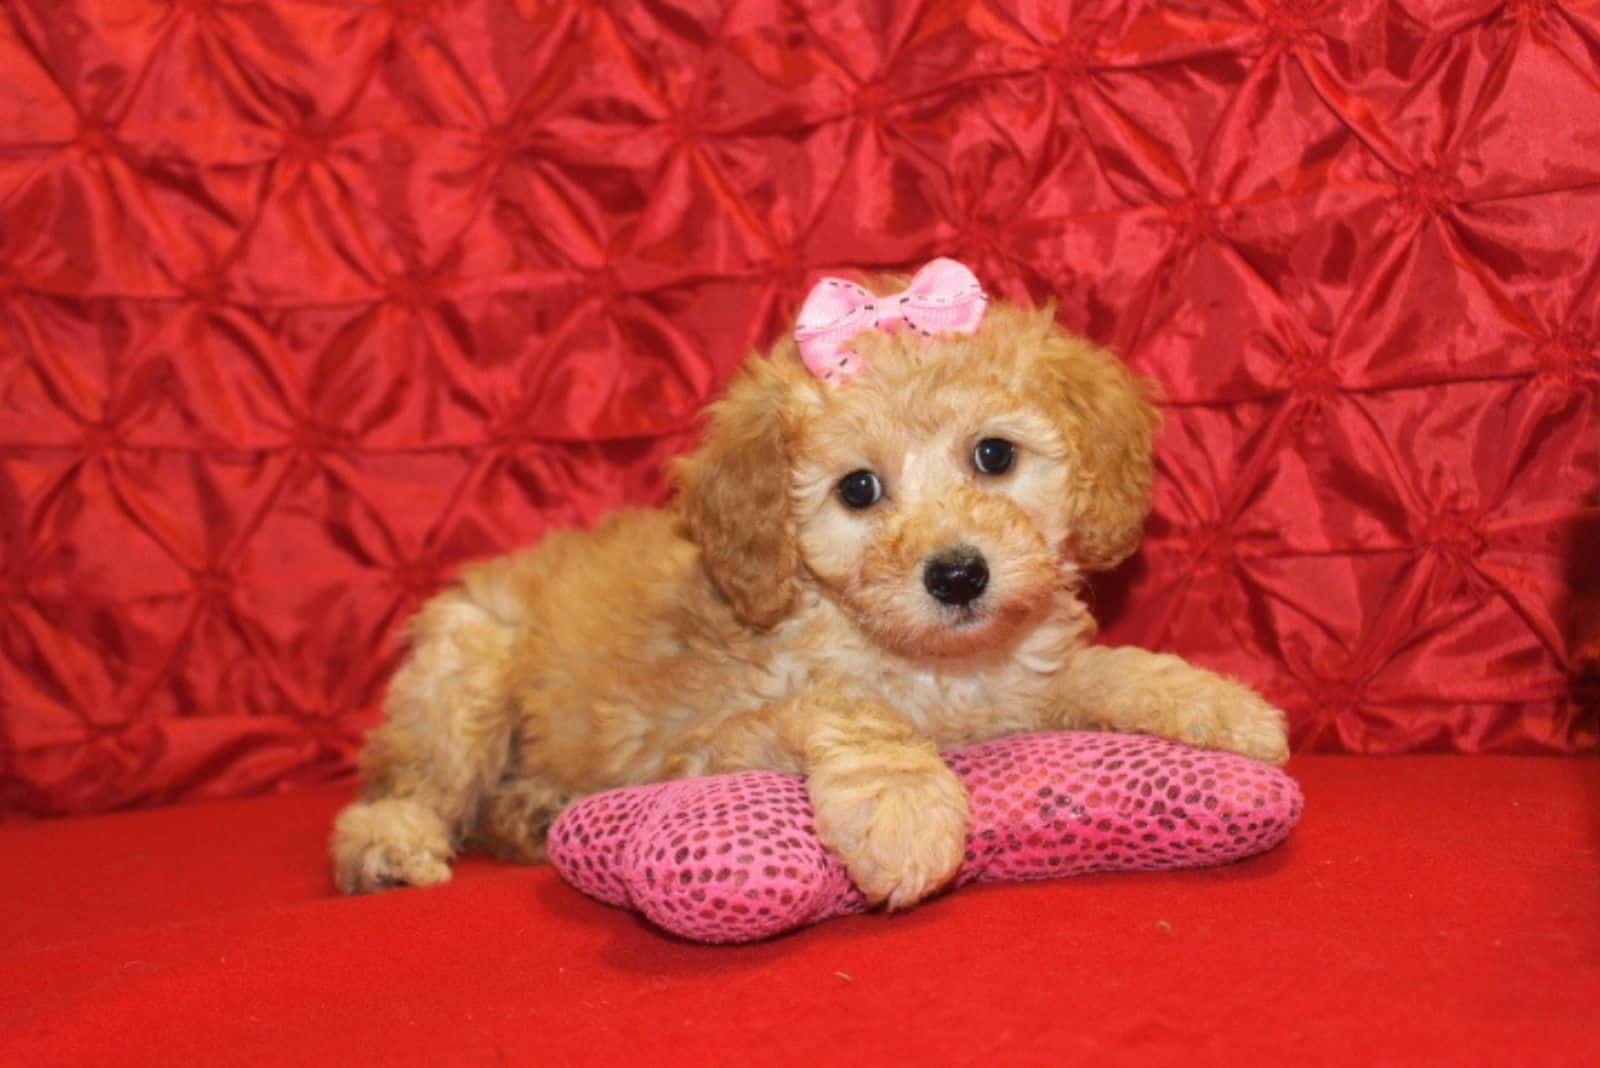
[{"left": 3, "top": 756, "right": 1596, "bottom": 1066}]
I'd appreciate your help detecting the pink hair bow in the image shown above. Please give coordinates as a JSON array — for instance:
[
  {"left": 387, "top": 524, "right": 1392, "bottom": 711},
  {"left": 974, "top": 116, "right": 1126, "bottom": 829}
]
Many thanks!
[{"left": 794, "top": 258, "right": 988, "bottom": 384}]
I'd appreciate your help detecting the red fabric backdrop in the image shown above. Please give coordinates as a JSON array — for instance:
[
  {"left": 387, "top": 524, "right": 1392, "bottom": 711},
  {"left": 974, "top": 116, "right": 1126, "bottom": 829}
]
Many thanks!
[{"left": 1, "top": 1, "right": 1596, "bottom": 819}]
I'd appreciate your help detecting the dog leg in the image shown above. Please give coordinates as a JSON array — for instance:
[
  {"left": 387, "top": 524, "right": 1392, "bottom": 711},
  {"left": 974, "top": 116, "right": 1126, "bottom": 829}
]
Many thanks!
[
  {"left": 1046, "top": 645, "right": 1289, "bottom": 763},
  {"left": 469, "top": 776, "right": 574, "bottom": 863},
  {"left": 703, "top": 691, "right": 970, "bottom": 910},
  {"left": 331, "top": 584, "right": 517, "bottom": 893}
]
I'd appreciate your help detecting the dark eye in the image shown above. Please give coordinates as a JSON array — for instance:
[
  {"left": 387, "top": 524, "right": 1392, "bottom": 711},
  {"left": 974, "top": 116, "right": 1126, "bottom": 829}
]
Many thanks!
[
  {"left": 973, "top": 438, "right": 1016, "bottom": 475},
  {"left": 837, "top": 469, "right": 882, "bottom": 509}
]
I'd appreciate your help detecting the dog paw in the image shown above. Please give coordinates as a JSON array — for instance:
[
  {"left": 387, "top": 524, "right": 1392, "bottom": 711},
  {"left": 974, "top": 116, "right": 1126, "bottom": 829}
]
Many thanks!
[
  {"left": 1223, "top": 695, "right": 1291, "bottom": 764},
  {"left": 331, "top": 798, "right": 454, "bottom": 894},
  {"left": 808, "top": 760, "right": 970, "bottom": 910},
  {"left": 1179, "top": 690, "right": 1290, "bottom": 765}
]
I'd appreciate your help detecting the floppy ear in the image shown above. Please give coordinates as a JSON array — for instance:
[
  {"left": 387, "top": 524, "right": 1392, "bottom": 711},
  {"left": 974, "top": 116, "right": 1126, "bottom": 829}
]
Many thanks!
[
  {"left": 672, "top": 355, "right": 800, "bottom": 628},
  {"left": 1034, "top": 315, "right": 1162, "bottom": 571}
]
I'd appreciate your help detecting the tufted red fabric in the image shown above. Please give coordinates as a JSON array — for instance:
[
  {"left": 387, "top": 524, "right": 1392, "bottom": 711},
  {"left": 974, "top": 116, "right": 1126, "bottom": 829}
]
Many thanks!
[{"left": 1, "top": 2, "right": 1597, "bottom": 818}]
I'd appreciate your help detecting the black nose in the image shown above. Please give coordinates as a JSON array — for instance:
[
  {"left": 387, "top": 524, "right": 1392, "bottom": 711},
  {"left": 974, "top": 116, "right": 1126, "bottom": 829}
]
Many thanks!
[{"left": 923, "top": 549, "right": 989, "bottom": 607}]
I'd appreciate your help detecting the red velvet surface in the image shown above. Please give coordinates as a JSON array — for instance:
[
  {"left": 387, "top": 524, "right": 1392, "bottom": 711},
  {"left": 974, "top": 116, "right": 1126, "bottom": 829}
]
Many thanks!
[
  {"left": 2, "top": 2, "right": 1599, "bottom": 819},
  {"left": 2, "top": 756, "right": 1596, "bottom": 1065}
]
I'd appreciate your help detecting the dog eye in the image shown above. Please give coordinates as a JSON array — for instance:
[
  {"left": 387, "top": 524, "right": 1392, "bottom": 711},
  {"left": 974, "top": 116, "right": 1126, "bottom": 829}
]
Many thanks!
[
  {"left": 973, "top": 438, "right": 1016, "bottom": 476},
  {"left": 836, "top": 469, "right": 882, "bottom": 509}
]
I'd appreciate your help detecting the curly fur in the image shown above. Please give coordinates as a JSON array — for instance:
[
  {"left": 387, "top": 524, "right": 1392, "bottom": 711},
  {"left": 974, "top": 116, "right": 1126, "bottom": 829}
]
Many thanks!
[{"left": 331, "top": 298, "right": 1288, "bottom": 906}]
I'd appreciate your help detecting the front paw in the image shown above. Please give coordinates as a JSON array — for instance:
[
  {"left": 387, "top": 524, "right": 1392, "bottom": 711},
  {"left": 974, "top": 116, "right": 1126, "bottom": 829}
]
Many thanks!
[
  {"left": 1182, "top": 689, "right": 1290, "bottom": 765},
  {"left": 1225, "top": 693, "right": 1291, "bottom": 763},
  {"left": 807, "top": 758, "right": 970, "bottom": 910}
]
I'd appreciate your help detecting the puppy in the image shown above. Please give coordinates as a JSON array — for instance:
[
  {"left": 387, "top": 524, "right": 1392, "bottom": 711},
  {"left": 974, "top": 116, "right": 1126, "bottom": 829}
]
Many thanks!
[{"left": 331, "top": 266, "right": 1288, "bottom": 908}]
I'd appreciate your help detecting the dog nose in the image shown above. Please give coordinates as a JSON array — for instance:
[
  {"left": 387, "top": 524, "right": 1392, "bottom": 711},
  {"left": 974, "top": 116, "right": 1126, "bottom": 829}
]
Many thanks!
[{"left": 923, "top": 549, "right": 989, "bottom": 607}]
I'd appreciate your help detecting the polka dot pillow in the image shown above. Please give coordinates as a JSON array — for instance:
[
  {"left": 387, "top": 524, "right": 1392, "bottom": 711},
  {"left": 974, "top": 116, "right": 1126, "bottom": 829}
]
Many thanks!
[{"left": 548, "top": 731, "right": 1302, "bottom": 943}]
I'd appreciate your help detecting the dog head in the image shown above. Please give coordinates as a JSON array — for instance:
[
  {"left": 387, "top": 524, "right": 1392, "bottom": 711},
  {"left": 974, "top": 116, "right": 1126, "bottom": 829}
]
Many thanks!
[{"left": 674, "top": 294, "right": 1159, "bottom": 658}]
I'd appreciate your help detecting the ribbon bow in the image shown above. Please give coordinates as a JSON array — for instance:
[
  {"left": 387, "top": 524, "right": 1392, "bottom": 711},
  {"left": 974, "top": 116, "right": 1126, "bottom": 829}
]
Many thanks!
[{"left": 794, "top": 258, "right": 988, "bottom": 384}]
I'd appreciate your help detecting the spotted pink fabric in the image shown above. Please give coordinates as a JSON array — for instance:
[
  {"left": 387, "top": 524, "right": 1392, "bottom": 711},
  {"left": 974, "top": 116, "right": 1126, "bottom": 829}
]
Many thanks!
[{"left": 548, "top": 732, "right": 1302, "bottom": 943}]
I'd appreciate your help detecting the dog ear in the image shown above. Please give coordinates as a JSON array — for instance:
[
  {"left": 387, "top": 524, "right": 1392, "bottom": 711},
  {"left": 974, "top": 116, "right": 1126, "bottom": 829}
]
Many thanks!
[
  {"left": 1033, "top": 315, "right": 1162, "bottom": 571},
  {"left": 673, "top": 355, "right": 800, "bottom": 628}
]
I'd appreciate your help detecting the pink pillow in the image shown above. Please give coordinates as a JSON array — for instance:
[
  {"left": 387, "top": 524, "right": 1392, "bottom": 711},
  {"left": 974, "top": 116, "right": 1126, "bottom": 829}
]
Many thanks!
[{"left": 548, "top": 731, "right": 1301, "bottom": 943}]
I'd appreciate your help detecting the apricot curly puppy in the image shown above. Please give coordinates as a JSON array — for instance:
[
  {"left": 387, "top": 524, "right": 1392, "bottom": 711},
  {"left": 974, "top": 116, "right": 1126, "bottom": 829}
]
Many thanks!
[{"left": 332, "top": 260, "right": 1288, "bottom": 908}]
